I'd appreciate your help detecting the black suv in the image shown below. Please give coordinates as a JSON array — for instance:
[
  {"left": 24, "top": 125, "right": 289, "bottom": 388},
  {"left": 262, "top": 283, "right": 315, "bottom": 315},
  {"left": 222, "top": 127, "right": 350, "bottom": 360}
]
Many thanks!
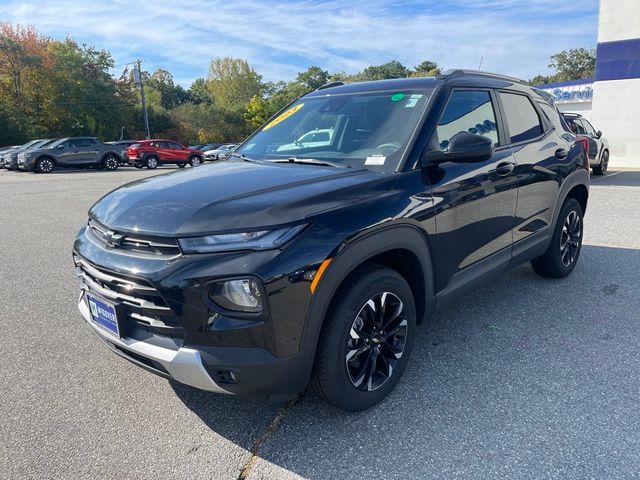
[{"left": 74, "top": 71, "right": 589, "bottom": 411}]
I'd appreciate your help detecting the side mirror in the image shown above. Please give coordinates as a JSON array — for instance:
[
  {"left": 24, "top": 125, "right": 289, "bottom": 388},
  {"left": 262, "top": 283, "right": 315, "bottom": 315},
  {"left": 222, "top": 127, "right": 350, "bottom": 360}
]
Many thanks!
[
  {"left": 57, "top": 144, "right": 65, "bottom": 150},
  {"left": 424, "top": 132, "right": 494, "bottom": 166},
  {"left": 596, "top": 130, "right": 602, "bottom": 139}
]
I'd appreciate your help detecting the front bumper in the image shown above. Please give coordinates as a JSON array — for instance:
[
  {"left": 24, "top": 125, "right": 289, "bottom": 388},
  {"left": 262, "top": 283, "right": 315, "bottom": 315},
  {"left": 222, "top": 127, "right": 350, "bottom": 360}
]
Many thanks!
[{"left": 78, "top": 296, "right": 229, "bottom": 392}]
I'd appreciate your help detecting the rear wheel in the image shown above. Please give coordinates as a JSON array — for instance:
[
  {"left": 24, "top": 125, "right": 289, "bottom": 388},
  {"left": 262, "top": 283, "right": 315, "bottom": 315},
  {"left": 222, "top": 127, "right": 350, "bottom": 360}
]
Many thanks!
[
  {"left": 145, "top": 156, "right": 159, "bottom": 169},
  {"left": 102, "top": 154, "right": 119, "bottom": 171},
  {"left": 310, "top": 265, "right": 415, "bottom": 411},
  {"left": 592, "top": 150, "right": 609, "bottom": 176},
  {"left": 531, "top": 197, "right": 583, "bottom": 278},
  {"left": 36, "top": 157, "right": 55, "bottom": 174},
  {"left": 189, "top": 155, "right": 202, "bottom": 167}
]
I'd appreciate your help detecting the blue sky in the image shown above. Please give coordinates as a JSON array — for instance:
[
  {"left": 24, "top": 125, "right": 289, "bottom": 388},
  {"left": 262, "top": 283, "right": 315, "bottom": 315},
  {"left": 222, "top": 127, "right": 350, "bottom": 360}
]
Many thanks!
[{"left": 0, "top": 0, "right": 599, "bottom": 86}]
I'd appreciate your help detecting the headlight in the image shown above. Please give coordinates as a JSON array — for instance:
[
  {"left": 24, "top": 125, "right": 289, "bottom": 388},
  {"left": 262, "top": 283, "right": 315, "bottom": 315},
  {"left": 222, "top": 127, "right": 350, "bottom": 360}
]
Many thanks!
[
  {"left": 178, "top": 225, "right": 306, "bottom": 253},
  {"left": 210, "top": 278, "right": 263, "bottom": 313}
]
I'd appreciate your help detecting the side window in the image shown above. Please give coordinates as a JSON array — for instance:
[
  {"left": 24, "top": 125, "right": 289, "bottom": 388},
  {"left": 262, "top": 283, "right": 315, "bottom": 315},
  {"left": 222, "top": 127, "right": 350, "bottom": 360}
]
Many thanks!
[
  {"left": 499, "top": 92, "right": 543, "bottom": 143},
  {"left": 71, "top": 139, "right": 92, "bottom": 148},
  {"left": 435, "top": 90, "right": 499, "bottom": 151},
  {"left": 169, "top": 142, "right": 183, "bottom": 149},
  {"left": 570, "top": 120, "right": 586, "bottom": 135},
  {"left": 579, "top": 119, "right": 596, "bottom": 136},
  {"left": 150, "top": 141, "right": 162, "bottom": 148}
]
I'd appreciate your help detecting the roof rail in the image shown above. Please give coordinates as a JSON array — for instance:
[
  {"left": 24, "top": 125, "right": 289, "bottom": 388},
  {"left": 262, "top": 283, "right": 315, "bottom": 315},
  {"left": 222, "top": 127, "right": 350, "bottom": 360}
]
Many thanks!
[
  {"left": 438, "top": 69, "right": 527, "bottom": 85},
  {"left": 316, "top": 81, "right": 345, "bottom": 91}
]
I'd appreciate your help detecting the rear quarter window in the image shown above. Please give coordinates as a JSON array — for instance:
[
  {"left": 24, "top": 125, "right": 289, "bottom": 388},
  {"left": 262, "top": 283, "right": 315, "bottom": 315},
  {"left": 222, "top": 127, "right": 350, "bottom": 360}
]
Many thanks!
[{"left": 499, "top": 92, "right": 543, "bottom": 144}]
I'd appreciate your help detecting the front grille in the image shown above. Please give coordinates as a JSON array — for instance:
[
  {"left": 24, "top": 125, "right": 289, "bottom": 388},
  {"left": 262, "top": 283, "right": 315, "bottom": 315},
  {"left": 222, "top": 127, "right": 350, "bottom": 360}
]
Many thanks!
[
  {"left": 87, "top": 219, "right": 181, "bottom": 258},
  {"left": 75, "top": 255, "right": 183, "bottom": 332}
]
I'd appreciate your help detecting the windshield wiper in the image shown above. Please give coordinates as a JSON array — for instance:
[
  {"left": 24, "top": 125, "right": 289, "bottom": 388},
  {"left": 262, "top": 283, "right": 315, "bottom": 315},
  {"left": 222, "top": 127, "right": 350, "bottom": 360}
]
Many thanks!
[{"left": 273, "top": 157, "right": 348, "bottom": 168}]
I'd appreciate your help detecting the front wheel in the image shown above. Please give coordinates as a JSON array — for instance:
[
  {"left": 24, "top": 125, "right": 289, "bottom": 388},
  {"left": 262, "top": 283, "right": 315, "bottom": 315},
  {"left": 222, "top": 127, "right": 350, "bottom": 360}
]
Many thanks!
[
  {"left": 189, "top": 155, "right": 202, "bottom": 167},
  {"left": 531, "top": 197, "right": 583, "bottom": 278},
  {"left": 310, "top": 264, "right": 416, "bottom": 411},
  {"left": 36, "top": 157, "right": 55, "bottom": 174}
]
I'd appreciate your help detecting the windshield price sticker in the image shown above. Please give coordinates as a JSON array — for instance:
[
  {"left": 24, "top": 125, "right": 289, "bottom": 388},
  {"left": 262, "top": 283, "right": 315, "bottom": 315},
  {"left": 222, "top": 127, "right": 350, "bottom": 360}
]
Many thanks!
[
  {"left": 263, "top": 103, "right": 305, "bottom": 130},
  {"left": 365, "top": 155, "right": 386, "bottom": 165}
]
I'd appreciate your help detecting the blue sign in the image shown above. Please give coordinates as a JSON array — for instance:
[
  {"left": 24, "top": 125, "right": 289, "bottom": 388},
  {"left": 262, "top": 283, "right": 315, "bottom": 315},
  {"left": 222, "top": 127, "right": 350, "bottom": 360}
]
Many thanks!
[{"left": 552, "top": 87, "right": 592, "bottom": 102}]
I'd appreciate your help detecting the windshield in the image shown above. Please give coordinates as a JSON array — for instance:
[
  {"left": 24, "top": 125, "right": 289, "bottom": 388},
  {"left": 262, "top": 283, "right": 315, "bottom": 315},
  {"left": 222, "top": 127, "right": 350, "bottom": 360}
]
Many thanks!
[{"left": 237, "top": 89, "right": 433, "bottom": 171}]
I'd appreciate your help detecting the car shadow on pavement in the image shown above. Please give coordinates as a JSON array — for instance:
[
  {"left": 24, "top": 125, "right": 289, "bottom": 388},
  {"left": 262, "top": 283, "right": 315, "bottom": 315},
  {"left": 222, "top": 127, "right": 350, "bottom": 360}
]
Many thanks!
[{"left": 172, "top": 244, "right": 640, "bottom": 480}]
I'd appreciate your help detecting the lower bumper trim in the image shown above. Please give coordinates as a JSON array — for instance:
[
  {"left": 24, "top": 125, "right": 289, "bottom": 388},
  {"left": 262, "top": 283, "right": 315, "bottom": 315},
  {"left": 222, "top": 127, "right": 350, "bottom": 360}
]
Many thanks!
[{"left": 78, "top": 297, "right": 230, "bottom": 394}]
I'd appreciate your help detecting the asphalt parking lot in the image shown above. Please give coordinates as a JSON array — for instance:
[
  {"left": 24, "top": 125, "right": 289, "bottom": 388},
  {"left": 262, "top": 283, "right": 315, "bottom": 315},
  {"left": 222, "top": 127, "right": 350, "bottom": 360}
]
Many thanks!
[{"left": 1, "top": 166, "right": 639, "bottom": 479}]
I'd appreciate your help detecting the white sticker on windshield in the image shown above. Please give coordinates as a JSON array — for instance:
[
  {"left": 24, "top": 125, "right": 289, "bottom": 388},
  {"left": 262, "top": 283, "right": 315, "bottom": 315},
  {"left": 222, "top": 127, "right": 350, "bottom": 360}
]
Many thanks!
[
  {"left": 365, "top": 155, "right": 386, "bottom": 165},
  {"left": 404, "top": 94, "right": 423, "bottom": 108}
]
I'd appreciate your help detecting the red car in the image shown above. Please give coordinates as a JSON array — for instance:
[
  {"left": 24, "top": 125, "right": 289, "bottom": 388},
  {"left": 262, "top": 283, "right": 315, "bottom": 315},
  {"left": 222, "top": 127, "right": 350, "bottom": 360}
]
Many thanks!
[{"left": 127, "top": 140, "right": 204, "bottom": 169}]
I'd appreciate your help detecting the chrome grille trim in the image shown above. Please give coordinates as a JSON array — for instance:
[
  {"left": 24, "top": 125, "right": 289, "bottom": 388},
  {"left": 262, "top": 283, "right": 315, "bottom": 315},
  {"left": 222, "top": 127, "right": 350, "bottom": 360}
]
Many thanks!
[{"left": 87, "top": 219, "right": 181, "bottom": 257}]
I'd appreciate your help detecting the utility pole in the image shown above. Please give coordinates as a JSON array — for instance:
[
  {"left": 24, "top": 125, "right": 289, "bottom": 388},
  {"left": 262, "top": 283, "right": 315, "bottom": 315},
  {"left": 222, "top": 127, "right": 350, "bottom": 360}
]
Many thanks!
[{"left": 133, "top": 60, "right": 151, "bottom": 139}]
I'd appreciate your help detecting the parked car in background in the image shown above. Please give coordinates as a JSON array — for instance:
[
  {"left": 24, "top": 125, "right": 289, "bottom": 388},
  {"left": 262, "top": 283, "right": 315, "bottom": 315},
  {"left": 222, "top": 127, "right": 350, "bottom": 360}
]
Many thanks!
[
  {"left": 3, "top": 140, "right": 49, "bottom": 170},
  {"left": 19, "top": 137, "right": 123, "bottom": 173},
  {"left": 203, "top": 143, "right": 238, "bottom": 161},
  {"left": 0, "top": 145, "right": 20, "bottom": 168},
  {"left": 106, "top": 140, "right": 137, "bottom": 165},
  {"left": 197, "top": 143, "right": 221, "bottom": 151},
  {"left": 73, "top": 71, "right": 590, "bottom": 411},
  {"left": 562, "top": 113, "right": 610, "bottom": 175},
  {"left": 7, "top": 139, "right": 58, "bottom": 170},
  {"left": 127, "top": 139, "right": 204, "bottom": 169},
  {"left": 276, "top": 128, "right": 335, "bottom": 152}
]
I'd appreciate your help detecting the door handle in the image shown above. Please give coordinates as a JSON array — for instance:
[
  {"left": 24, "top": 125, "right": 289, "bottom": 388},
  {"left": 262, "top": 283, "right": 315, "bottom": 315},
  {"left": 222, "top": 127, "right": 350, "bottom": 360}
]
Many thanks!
[
  {"left": 555, "top": 148, "right": 569, "bottom": 159},
  {"left": 495, "top": 161, "right": 515, "bottom": 176}
]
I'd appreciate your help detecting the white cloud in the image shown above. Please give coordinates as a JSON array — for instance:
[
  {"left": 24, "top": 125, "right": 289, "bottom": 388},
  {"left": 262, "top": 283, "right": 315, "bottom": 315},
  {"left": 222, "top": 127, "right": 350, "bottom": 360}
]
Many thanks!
[{"left": 0, "top": 0, "right": 598, "bottom": 85}]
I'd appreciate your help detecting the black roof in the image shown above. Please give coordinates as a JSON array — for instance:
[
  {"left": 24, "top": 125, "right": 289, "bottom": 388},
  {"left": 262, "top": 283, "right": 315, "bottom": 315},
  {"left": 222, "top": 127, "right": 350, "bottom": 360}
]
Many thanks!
[{"left": 308, "top": 70, "right": 528, "bottom": 97}]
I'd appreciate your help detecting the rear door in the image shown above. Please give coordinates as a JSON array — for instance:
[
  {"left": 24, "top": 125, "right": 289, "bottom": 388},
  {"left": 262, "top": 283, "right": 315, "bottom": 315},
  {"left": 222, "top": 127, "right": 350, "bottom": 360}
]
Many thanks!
[
  {"left": 69, "top": 138, "right": 100, "bottom": 166},
  {"left": 576, "top": 118, "right": 601, "bottom": 161},
  {"left": 426, "top": 89, "right": 518, "bottom": 292},
  {"left": 497, "top": 90, "right": 571, "bottom": 247}
]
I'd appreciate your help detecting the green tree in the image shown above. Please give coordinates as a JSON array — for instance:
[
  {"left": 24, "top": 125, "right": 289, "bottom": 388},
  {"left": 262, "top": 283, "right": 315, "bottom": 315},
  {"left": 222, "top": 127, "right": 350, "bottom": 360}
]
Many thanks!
[
  {"left": 355, "top": 60, "right": 409, "bottom": 81},
  {"left": 549, "top": 48, "right": 596, "bottom": 81},
  {"left": 188, "top": 77, "right": 211, "bottom": 104},
  {"left": 207, "top": 57, "right": 262, "bottom": 110},
  {"left": 411, "top": 60, "right": 441, "bottom": 77},
  {"left": 296, "top": 66, "right": 330, "bottom": 90}
]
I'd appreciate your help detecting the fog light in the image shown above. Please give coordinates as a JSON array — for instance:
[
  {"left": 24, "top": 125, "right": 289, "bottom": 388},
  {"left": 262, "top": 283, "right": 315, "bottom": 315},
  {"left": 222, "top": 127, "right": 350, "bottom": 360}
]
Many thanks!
[{"left": 210, "top": 278, "right": 263, "bottom": 313}]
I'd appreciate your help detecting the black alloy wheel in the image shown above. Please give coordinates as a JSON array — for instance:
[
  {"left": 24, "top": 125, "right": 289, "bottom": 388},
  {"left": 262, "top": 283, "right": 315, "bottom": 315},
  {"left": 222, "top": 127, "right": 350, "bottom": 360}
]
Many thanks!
[
  {"left": 311, "top": 264, "right": 416, "bottom": 411},
  {"left": 103, "top": 154, "right": 119, "bottom": 171},
  {"left": 36, "top": 157, "right": 55, "bottom": 173},
  {"left": 345, "top": 292, "right": 408, "bottom": 391},
  {"left": 531, "top": 197, "right": 583, "bottom": 278}
]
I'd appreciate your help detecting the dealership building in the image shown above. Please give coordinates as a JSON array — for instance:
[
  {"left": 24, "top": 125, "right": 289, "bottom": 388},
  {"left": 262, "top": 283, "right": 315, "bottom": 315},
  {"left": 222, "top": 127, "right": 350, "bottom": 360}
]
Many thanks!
[{"left": 538, "top": 0, "right": 640, "bottom": 168}]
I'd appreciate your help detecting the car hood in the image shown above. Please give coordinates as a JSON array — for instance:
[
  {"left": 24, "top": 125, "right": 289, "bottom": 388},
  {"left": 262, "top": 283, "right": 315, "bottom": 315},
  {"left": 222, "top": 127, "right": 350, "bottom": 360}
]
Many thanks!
[{"left": 89, "top": 160, "right": 393, "bottom": 236}]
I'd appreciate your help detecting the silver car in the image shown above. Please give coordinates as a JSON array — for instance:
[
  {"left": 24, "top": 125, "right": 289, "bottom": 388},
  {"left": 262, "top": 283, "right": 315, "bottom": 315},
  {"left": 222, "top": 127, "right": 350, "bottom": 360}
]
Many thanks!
[{"left": 563, "top": 113, "right": 610, "bottom": 175}]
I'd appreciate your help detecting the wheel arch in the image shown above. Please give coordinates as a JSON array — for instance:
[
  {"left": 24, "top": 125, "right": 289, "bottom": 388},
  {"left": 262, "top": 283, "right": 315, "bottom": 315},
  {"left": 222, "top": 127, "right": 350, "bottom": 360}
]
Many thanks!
[
  {"left": 552, "top": 169, "right": 589, "bottom": 224},
  {"left": 101, "top": 150, "right": 121, "bottom": 162},
  {"left": 298, "top": 223, "right": 435, "bottom": 384}
]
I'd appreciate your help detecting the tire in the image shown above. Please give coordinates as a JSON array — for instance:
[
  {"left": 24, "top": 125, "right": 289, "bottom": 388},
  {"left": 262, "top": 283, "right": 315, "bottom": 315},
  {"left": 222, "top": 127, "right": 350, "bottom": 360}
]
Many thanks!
[
  {"left": 592, "top": 150, "right": 609, "bottom": 176},
  {"left": 102, "top": 154, "right": 119, "bottom": 171},
  {"left": 35, "top": 157, "right": 55, "bottom": 174},
  {"left": 145, "top": 156, "right": 159, "bottom": 169},
  {"left": 531, "top": 197, "right": 583, "bottom": 278},
  {"left": 177, "top": 163, "right": 186, "bottom": 168},
  {"left": 189, "top": 155, "right": 202, "bottom": 167},
  {"left": 310, "top": 264, "right": 416, "bottom": 411}
]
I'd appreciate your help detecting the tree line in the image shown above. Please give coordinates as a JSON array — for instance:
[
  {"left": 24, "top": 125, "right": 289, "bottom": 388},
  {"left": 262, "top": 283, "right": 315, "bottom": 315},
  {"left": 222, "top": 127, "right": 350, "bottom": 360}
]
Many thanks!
[{"left": 0, "top": 23, "right": 595, "bottom": 146}]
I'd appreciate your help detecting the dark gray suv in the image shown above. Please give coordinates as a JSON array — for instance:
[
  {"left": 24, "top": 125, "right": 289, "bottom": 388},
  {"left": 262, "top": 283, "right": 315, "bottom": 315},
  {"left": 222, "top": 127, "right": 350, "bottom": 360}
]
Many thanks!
[{"left": 19, "top": 137, "right": 123, "bottom": 173}]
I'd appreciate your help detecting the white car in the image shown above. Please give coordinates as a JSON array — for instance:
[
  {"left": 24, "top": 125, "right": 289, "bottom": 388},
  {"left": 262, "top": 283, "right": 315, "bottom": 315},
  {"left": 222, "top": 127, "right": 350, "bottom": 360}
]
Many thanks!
[
  {"left": 276, "top": 128, "right": 334, "bottom": 152},
  {"left": 203, "top": 144, "right": 238, "bottom": 161}
]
